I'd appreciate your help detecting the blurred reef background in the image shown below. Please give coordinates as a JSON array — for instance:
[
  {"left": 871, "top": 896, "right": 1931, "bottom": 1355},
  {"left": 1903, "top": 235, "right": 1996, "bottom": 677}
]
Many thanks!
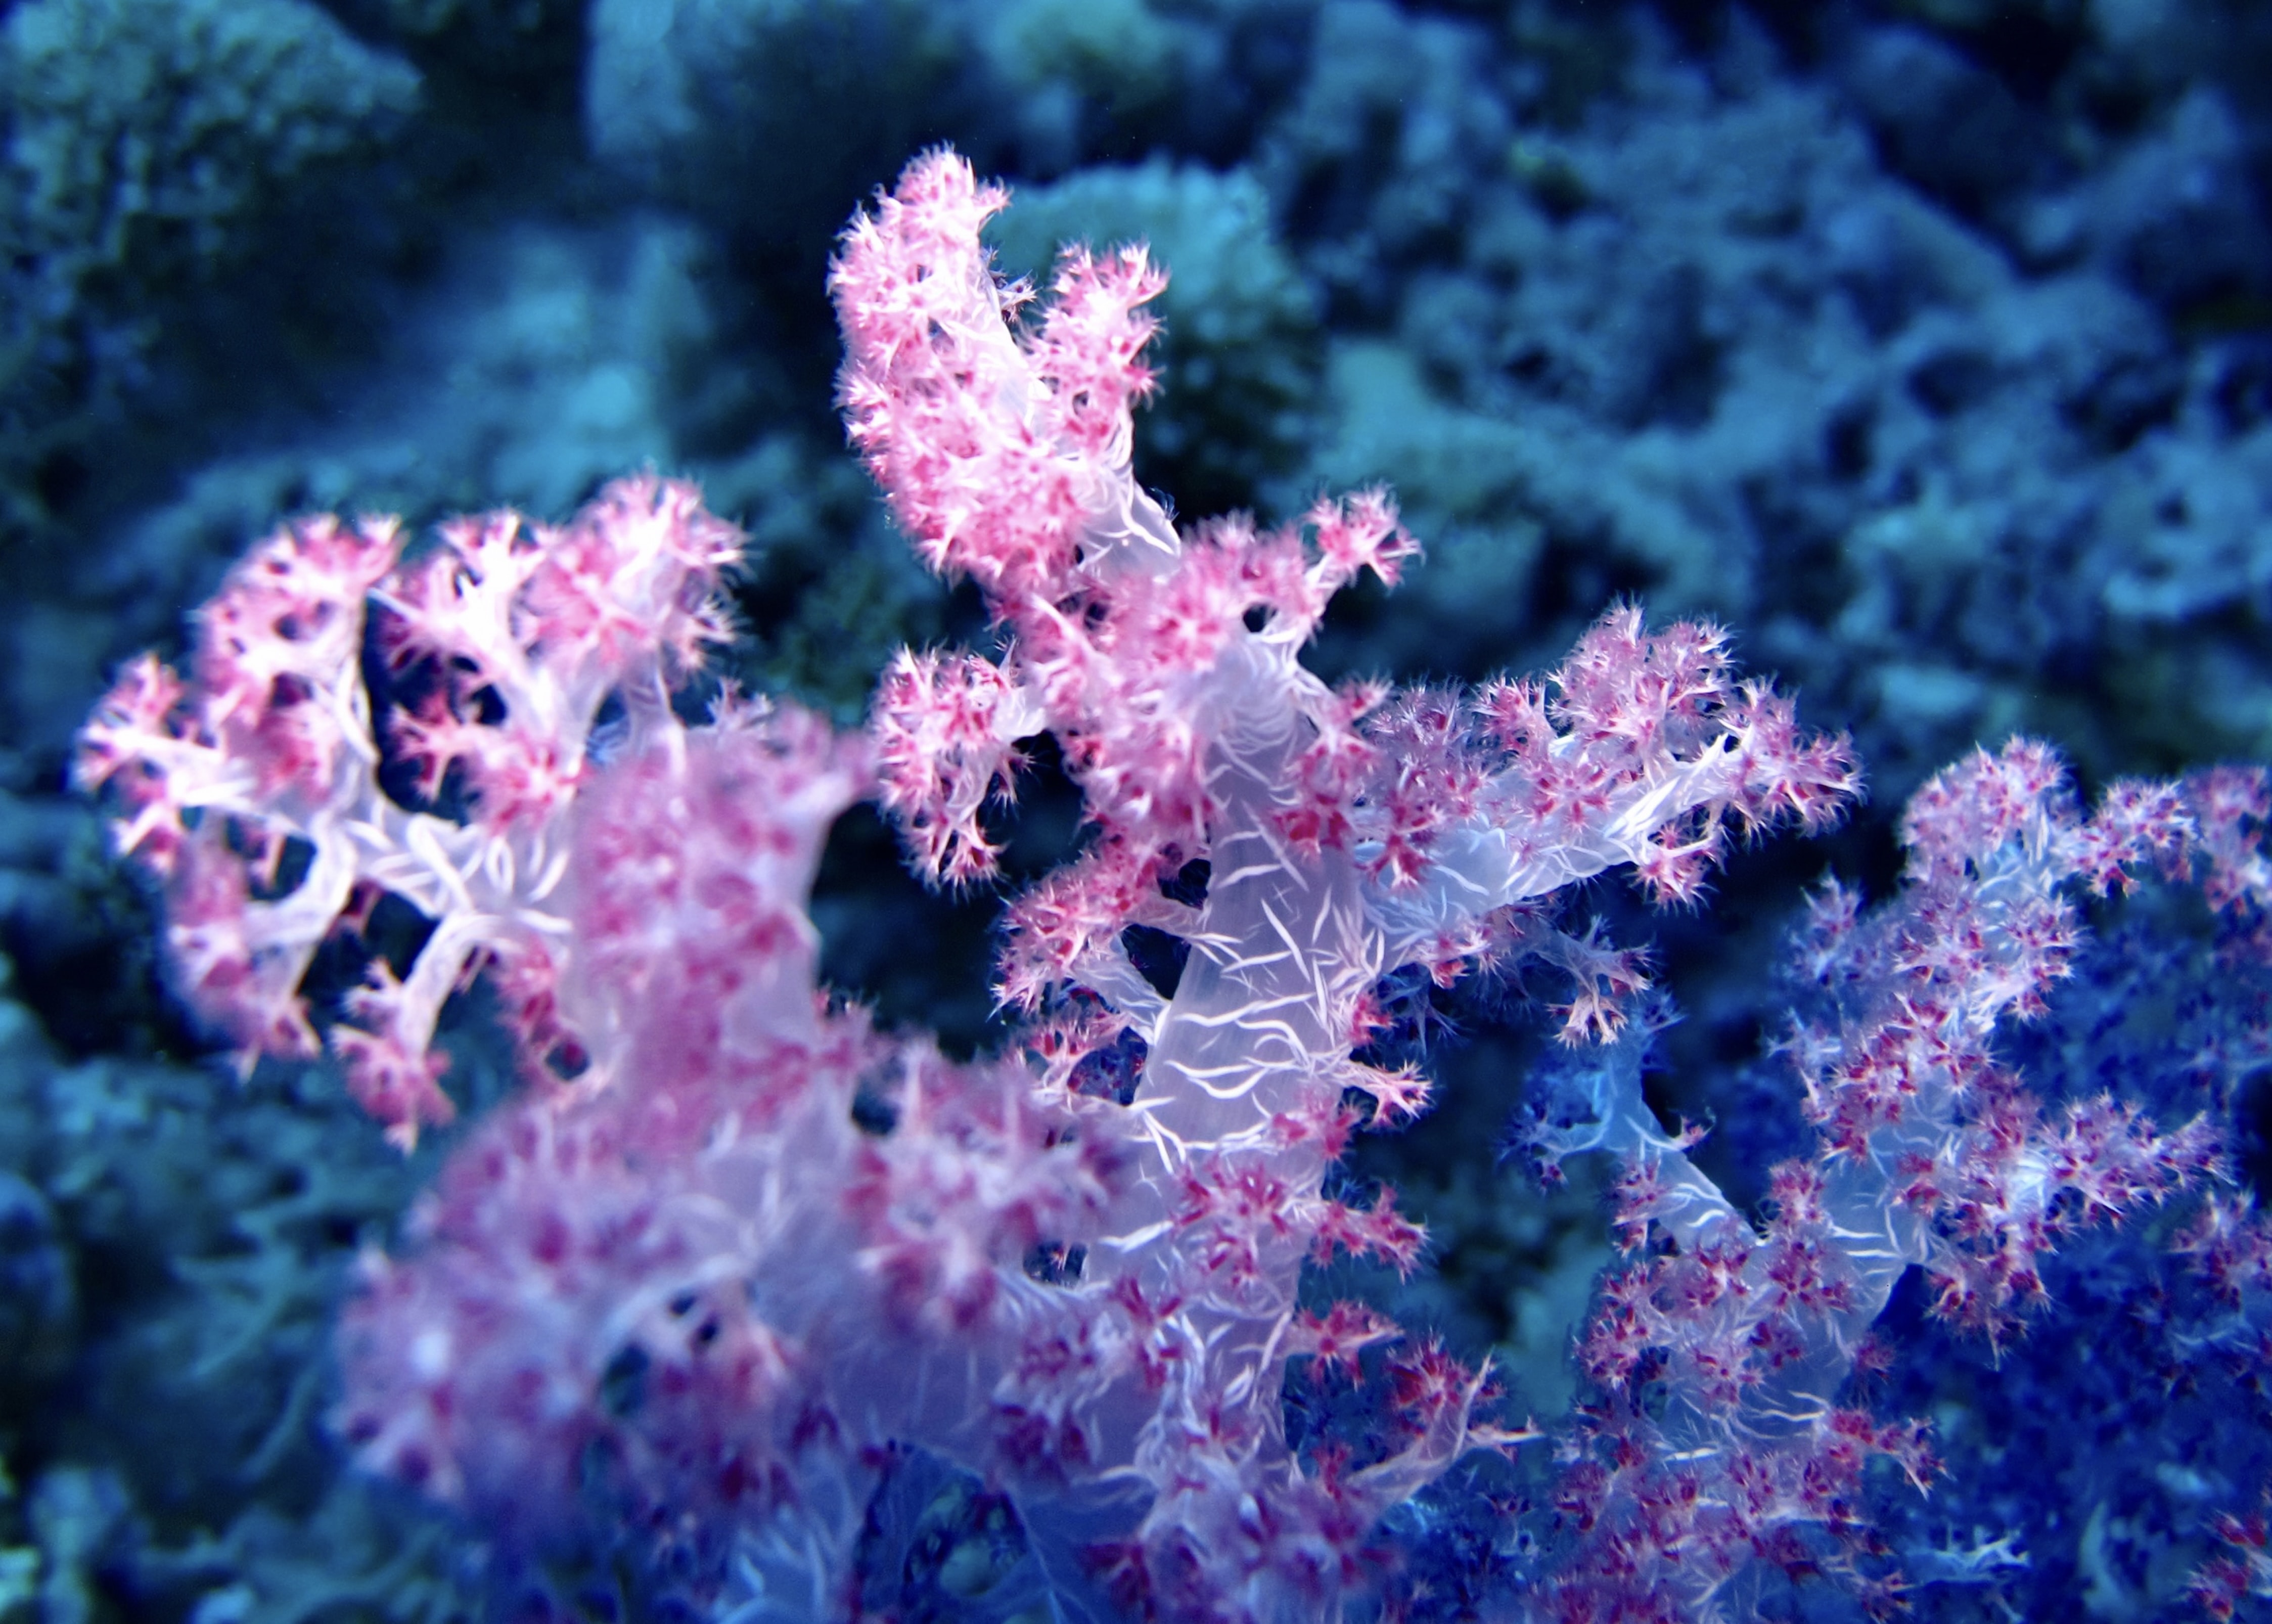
[{"left": 2, "top": 0, "right": 2270, "bottom": 1618}]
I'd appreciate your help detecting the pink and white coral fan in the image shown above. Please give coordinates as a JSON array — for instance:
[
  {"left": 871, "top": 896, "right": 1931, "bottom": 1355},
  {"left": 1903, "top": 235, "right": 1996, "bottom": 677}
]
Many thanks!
[
  {"left": 79, "top": 147, "right": 1856, "bottom": 1624},
  {"left": 74, "top": 477, "right": 740, "bottom": 1145},
  {"left": 1512, "top": 741, "right": 2237, "bottom": 1621},
  {"left": 824, "top": 147, "right": 1859, "bottom": 1619}
]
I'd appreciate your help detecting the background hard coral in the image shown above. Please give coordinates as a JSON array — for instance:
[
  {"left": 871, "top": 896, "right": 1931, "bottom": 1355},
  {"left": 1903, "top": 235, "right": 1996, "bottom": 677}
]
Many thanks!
[{"left": 0, "top": 0, "right": 420, "bottom": 538}]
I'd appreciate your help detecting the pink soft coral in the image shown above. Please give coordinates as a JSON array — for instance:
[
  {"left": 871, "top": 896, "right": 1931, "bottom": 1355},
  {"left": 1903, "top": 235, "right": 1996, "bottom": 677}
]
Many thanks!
[
  {"left": 81, "top": 149, "right": 1862, "bottom": 1622},
  {"left": 75, "top": 475, "right": 739, "bottom": 1144}
]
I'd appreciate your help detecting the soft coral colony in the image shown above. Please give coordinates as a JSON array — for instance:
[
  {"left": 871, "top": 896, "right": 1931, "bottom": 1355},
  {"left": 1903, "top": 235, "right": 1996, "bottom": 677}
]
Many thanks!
[{"left": 71, "top": 149, "right": 2272, "bottom": 1623}]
